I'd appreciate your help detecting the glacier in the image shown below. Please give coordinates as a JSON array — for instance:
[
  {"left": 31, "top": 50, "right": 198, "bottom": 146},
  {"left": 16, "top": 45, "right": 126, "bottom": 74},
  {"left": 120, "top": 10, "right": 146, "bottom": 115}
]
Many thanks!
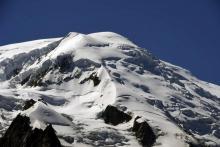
[{"left": 0, "top": 32, "right": 219, "bottom": 147}]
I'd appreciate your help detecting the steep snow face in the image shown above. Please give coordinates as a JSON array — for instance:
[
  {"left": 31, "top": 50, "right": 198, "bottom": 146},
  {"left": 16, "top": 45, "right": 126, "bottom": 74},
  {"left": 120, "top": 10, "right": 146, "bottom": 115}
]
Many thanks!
[
  {"left": 0, "top": 32, "right": 220, "bottom": 147},
  {"left": 21, "top": 101, "right": 73, "bottom": 129},
  {"left": 0, "top": 38, "right": 61, "bottom": 83}
]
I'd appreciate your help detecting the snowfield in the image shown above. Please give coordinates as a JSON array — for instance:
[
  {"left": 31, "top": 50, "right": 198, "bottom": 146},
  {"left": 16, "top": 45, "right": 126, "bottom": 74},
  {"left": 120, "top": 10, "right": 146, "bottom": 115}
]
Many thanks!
[{"left": 0, "top": 32, "right": 219, "bottom": 147}]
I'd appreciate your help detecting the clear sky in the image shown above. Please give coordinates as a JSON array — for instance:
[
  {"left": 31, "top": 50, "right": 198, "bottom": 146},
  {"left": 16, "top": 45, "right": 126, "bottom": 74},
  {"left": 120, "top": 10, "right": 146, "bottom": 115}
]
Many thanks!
[{"left": 0, "top": 0, "right": 220, "bottom": 85}]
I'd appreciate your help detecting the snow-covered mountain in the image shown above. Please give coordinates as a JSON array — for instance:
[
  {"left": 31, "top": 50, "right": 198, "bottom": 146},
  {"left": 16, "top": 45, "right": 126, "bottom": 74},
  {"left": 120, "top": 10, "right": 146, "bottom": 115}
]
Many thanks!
[{"left": 0, "top": 32, "right": 219, "bottom": 147}]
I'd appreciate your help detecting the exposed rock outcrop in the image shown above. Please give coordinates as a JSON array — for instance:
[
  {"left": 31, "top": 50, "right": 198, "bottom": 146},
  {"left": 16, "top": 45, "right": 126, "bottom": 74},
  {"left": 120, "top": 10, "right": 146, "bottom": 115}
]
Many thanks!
[
  {"left": 132, "top": 116, "right": 156, "bottom": 147},
  {"left": 22, "top": 99, "right": 36, "bottom": 110},
  {"left": 0, "top": 114, "right": 61, "bottom": 147},
  {"left": 80, "top": 72, "right": 100, "bottom": 86},
  {"left": 101, "top": 105, "right": 132, "bottom": 126}
]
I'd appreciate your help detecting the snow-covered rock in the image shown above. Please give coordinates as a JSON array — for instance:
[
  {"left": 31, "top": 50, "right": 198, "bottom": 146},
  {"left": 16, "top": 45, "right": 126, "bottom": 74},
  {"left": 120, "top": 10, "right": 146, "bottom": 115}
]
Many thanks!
[
  {"left": 0, "top": 114, "right": 61, "bottom": 147},
  {"left": 133, "top": 116, "right": 156, "bottom": 147},
  {"left": 0, "top": 32, "right": 219, "bottom": 147}
]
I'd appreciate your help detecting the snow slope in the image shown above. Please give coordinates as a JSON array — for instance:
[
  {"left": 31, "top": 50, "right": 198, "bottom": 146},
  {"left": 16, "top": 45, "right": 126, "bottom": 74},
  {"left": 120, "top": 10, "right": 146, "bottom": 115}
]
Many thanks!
[{"left": 0, "top": 32, "right": 219, "bottom": 147}]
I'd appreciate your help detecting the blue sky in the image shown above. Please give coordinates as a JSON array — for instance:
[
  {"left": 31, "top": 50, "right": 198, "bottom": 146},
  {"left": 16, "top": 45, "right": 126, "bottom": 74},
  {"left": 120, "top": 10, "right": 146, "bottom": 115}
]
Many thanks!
[{"left": 0, "top": 0, "right": 220, "bottom": 84}]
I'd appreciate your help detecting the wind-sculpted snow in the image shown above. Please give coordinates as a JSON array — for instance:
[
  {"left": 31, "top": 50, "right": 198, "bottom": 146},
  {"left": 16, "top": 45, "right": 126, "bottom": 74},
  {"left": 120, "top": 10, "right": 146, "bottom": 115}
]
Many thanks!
[{"left": 0, "top": 32, "right": 219, "bottom": 146}]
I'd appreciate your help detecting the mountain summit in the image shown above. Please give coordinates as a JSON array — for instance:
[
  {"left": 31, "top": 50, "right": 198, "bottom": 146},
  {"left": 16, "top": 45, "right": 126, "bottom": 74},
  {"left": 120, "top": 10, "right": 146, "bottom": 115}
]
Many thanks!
[{"left": 0, "top": 32, "right": 219, "bottom": 147}]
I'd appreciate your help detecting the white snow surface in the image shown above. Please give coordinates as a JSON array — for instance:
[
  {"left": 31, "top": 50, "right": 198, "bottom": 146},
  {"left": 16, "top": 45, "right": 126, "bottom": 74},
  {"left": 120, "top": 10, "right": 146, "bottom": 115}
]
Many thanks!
[{"left": 0, "top": 32, "right": 219, "bottom": 147}]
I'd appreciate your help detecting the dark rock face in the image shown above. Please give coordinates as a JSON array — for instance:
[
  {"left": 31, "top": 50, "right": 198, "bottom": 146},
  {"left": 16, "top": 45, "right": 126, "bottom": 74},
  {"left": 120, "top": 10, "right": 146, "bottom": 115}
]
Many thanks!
[
  {"left": 188, "top": 142, "right": 204, "bottom": 147},
  {"left": 80, "top": 72, "right": 101, "bottom": 86},
  {"left": 21, "top": 75, "right": 31, "bottom": 85},
  {"left": 0, "top": 114, "right": 61, "bottom": 147},
  {"left": 55, "top": 54, "right": 74, "bottom": 73},
  {"left": 40, "top": 124, "right": 61, "bottom": 147},
  {"left": 132, "top": 116, "right": 156, "bottom": 147},
  {"left": 23, "top": 99, "right": 36, "bottom": 110},
  {"left": 101, "top": 105, "right": 132, "bottom": 126}
]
